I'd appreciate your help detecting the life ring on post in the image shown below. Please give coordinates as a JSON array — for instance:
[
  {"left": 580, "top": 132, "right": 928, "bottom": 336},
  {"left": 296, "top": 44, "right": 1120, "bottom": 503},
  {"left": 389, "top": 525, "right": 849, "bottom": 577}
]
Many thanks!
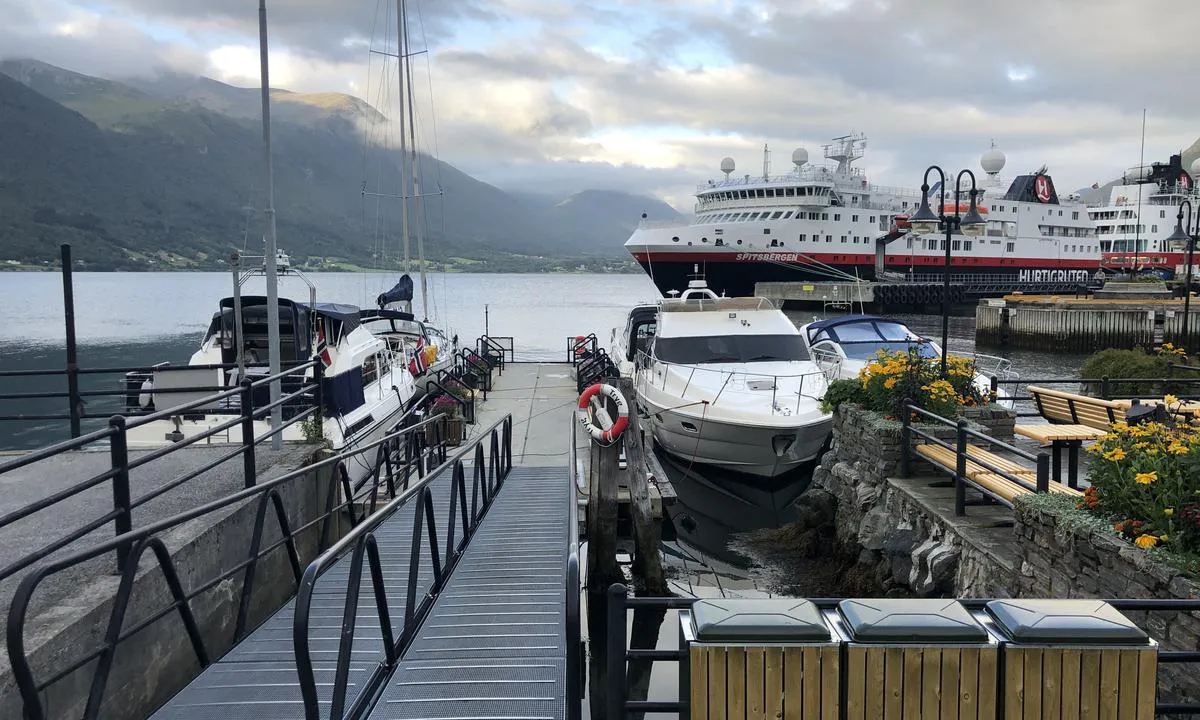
[
  {"left": 577, "top": 383, "right": 629, "bottom": 443},
  {"left": 573, "top": 334, "right": 589, "bottom": 359}
]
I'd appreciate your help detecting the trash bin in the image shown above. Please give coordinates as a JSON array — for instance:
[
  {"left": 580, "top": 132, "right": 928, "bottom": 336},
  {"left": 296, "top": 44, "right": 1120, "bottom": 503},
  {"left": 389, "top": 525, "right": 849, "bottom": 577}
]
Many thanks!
[
  {"left": 985, "top": 599, "right": 1157, "bottom": 720},
  {"left": 836, "top": 598, "right": 998, "bottom": 720},
  {"left": 682, "top": 599, "right": 839, "bottom": 720}
]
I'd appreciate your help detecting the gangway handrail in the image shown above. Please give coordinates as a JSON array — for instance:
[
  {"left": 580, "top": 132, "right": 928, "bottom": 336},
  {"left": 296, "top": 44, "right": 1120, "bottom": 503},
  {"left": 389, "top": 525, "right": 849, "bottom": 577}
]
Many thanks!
[
  {"left": 565, "top": 417, "right": 582, "bottom": 720},
  {"left": 5, "top": 411, "right": 451, "bottom": 720},
  {"left": 292, "top": 413, "right": 514, "bottom": 720}
]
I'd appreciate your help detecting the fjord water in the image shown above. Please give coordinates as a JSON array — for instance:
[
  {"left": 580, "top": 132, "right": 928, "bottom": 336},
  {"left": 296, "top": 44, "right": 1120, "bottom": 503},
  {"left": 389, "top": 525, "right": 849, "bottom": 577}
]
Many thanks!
[{"left": 0, "top": 271, "right": 1086, "bottom": 450}]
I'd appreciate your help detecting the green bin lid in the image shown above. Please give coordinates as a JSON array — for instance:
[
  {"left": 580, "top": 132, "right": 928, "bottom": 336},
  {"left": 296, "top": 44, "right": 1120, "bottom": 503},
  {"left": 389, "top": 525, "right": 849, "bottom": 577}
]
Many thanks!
[
  {"left": 691, "top": 599, "right": 830, "bottom": 642},
  {"left": 838, "top": 599, "right": 988, "bottom": 643},
  {"left": 986, "top": 599, "right": 1149, "bottom": 644}
]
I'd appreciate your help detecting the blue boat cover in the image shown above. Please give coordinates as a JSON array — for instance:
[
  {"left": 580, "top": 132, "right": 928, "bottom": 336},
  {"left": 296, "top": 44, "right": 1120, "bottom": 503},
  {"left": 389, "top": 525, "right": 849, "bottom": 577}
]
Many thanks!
[{"left": 377, "top": 275, "right": 414, "bottom": 307}]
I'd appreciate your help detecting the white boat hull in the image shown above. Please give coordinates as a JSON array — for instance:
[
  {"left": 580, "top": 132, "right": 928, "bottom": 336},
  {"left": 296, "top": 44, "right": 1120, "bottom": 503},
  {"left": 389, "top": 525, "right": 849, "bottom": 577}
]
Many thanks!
[{"left": 643, "top": 401, "right": 831, "bottom": 478}]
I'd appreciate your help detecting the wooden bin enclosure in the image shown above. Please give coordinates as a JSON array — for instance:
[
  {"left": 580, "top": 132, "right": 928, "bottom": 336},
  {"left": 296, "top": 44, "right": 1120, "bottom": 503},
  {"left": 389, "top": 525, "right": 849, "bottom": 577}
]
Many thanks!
[
  {"left": 685, "top": 599, "right": 840, "bottom": 720},
  {"left": 837, "top": 598, "right": 999, "bottom": 720},
  {"left": 986, "top": 599, "right": 1158, "bottom": 720}
]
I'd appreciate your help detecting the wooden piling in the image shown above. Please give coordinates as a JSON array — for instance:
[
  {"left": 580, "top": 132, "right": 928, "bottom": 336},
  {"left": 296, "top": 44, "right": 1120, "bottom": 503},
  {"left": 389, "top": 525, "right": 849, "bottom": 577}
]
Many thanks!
[{"left": 618, "top": 377, "right": 668, "bottom": 595}]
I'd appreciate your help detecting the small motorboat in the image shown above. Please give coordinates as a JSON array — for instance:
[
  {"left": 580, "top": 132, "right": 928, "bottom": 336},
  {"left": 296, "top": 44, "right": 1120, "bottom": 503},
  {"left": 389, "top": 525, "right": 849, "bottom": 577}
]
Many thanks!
[
  {"left": 797, "top": 314, "right": 1016, "bottom": 403},
  {"left": 630, "top": 278, "right": 834, "bottom": 479}
]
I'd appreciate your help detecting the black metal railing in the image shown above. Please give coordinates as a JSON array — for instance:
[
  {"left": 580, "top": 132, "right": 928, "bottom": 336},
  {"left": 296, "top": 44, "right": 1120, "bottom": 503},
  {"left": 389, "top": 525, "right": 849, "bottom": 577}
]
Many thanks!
[
  {"left": 478, "top": 335, "right": 514, "bottom": 366},
  {"left": 565, "top": 419, "right": 583, "bottom": 720},
  {"left": 5, "top": 410, "right": 453, "bottom": 720},
  {"left": 901, "top": 402, "right": 1050, "bottom": 516},
  {"left": 291, "top": 414, "right": 514, "bottom": 720},
  {"left": 988, "top": 374, "right": 1200, "bottom": 417},
  {"left": 0, "top": 360, "right": 320, "bottom": 581},
  {"left": 572, "top": 335, "right": 618, "bottom": 394},
  {"left": 567, "top": 333, "right": 598, "bottom": 364},
  {"left": 603, "top": 586, "right": 1200, "bottom": 719}
]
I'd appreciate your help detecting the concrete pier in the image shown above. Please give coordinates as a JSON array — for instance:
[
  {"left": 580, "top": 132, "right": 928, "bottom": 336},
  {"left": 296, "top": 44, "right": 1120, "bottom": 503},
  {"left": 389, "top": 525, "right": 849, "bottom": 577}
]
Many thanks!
[{"left": 470, "top": 362, "right": 579, "bottom": 467}]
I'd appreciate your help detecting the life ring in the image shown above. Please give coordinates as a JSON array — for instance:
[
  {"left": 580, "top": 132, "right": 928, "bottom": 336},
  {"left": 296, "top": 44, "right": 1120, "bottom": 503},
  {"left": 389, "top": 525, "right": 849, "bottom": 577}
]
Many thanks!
[
  {"left": 577, "top": 383, "right": 629, "bottom": 442},
  {"left": 573, "top": 335, "right": 590, "bottom": 358}
]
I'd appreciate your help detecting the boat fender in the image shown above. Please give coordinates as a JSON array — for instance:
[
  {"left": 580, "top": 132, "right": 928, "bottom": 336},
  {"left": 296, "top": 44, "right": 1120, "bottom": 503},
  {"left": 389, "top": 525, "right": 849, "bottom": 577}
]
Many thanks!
[
  {"left": 138, "top": 379, "right": 154, "bottom": 409},
  {"left": 577, "top": 383, "right": 629, "bottom": 443}
]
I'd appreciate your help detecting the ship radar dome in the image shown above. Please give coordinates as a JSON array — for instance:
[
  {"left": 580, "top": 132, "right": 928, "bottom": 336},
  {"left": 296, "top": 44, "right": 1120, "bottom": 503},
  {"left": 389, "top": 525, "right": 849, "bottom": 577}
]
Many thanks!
[
  {"left": 1191, "top": 158, "right": 1200, "bottom": 177},
  {"left": 980, "top": 147, "right": 1006, "bottom": 175},
  {"left": 791, "top": 147, "right": 809, "bottom": 169},
  {"left": 720, "top": 157, "right": 735, "bottom": 177}
]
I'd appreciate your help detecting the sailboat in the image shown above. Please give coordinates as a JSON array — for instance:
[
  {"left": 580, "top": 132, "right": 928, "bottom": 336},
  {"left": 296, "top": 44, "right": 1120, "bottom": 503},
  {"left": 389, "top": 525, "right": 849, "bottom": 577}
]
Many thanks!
[{"left": 358, "top": 0, "right": 456, "bottom": 401}]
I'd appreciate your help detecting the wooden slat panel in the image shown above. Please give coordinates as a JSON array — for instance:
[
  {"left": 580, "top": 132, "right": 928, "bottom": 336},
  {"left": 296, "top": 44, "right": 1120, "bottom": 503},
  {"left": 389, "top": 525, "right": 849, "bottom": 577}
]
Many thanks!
[
  {"left": 764, "top": 647, "right": 783, "bottom": 720},
  {"left": 960, "top": 648, "right": 980, "bottom": 720},
  {"left": 922, "top": 649, "right": 942, "bottom": 719},
  {"left": 1117, "top": 650, "right": 1139, "bottom": 720},
  {"left": 903, "top": 649, "right": 923, "bottom": 719},
  {"left": 820, "top": 647, "right": 839, "bottom": 720},
  {"left": 783, "top": 647, "right": 802, "bottom": 720},
  {"left": 1135, "top": 649, "right": 1157, "bottom": 720},
  {"left": 728, "top": 647, "right": 747, "bottom": 720},
  {"left": 1024, "top": 648, "right": 1043, "bottom": 719},
  {"left": 747, "top": 647, "right": 765, "bottom": 720},
  {"left": 884, "top": 648, "right": 903, "bottom": 720},
  {"left": 846, "top": 647, "right": 866, "bottom": 720},
  {"left": 1098, "top": 650, "right": 1119, "bottom": 720},
  {"left": 1061, "top": 650, "right": 1081, "bottom": 720},
  {"left": 1079, "top": 650, "right": 1099, "bottom": 720},
  {"left": 978, "top": 648, "right": 997, "bottom": 720},
  {"left": 691, "top": 646, "right": 709, "bottom": 720},
  {"left": 1042, "top": 648, "right": 1062, "bottom": 720},
  {"left": 941, "top": 648, "right": 961, "bottom": 720},
  {"left": 1005, "top": 648, "right": 1024, "bottom": 720},
  {"left": 801, "top": 647, "right": 819, "bottom": 720},
  {"left": 867, "top": 648, "right": 887, "bottom": 720},
  {"left": 709, "top": 647, "right": 728, "bottom": 720}
]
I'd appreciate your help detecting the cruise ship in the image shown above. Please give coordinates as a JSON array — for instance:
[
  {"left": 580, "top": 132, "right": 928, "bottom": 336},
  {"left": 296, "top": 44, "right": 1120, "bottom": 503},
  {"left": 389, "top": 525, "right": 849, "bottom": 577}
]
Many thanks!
[
  {"left": 624, "top": 135, "right": 1101, "bottom": 298},
  {"left": 1090, "top": 152, "right": 1200, "bottom": 279}
]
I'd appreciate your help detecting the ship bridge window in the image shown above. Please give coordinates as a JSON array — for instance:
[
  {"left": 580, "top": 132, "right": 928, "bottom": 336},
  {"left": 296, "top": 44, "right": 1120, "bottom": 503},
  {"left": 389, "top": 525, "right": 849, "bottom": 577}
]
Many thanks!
[
  {"left": 1006, "top": 242, "right": 1015, "bottom": 253},
  {"left": 784, "top": 211, "right": 794, "bottom": 219},
  {"left": 834, "top": 213, "right": 841, "bottom": 221},
  {"left": 771, "top": 211, "right": 783, "bottom": 219},
  {"left": 785, "top": 188, "right": 796, "bottom": 197},
  {"left": 826, "top": 235, "right": 833, "bottom": 242},
  {"left": 1152, "top": 225, "right": 1158, "bottom": 233},
  {"left": 822, "top": 213, "right": 830, "bottom": 220},
  {"left": 1073, "top": 211, "right": 1080, "bottom": 220},
  {"left": 799, "top": 234, "right": 807, "bottom": 241},
  {"left": 654, "top": 334, "right": 810, "bottom": 364},
  {"left": 764, "top": 228, "right": 772, "bottom": 235},
  {"left": 841, "top": 235, "right": 847, "bottom": 243},
  {"left": 869, "top": 216, "right": 875, "bottom": 223},
  {"left": 757, "top": 189, "right": 766, "bottom": 198},
  {"left": 715, "top": 229, "right": 724, "bottom": 235},
  {"left": 1161, "top": 210, "right": 1167, "bottom": 218},
  {"left": 672, "top": 236, "right": 680, "bottom": 242}
]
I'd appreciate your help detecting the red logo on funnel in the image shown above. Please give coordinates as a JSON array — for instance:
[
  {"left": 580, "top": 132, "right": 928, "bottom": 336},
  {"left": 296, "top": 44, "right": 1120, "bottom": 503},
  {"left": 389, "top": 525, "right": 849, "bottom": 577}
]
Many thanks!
[
  {"left": 1180, "top": 171, "right": 1192, "bottom": 192},
  {"left": 1034, "top": 175, "right": 1051, "bottom": 203}
]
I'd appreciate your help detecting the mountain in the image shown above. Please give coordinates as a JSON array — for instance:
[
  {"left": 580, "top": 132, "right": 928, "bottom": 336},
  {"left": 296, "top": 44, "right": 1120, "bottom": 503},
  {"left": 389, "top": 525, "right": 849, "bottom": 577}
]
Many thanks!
[{"left": 0, "top": 59, "right": 673, "bottom": 271}]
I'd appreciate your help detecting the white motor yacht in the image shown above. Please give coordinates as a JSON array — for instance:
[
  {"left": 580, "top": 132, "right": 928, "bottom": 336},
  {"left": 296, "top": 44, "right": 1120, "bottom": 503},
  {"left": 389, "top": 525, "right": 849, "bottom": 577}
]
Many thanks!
[
  {"left": 798, "top": 314, "right": 1015, "bottom": 404},
  {"left": 632, "top": 279, "right": 833, "bottom": 479}
]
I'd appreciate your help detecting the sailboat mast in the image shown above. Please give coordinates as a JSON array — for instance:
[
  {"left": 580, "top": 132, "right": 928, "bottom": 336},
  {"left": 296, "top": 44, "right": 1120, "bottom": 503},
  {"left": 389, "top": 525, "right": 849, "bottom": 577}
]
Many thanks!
[
  {"left": 401, "top": 0, "right": 429, "bottom": 319},
  {"left": 395, "top": 0, "right": 411, "bottom": 273},
  {"left": 258, "top": 0, "right": 282, "bottom": 449}
]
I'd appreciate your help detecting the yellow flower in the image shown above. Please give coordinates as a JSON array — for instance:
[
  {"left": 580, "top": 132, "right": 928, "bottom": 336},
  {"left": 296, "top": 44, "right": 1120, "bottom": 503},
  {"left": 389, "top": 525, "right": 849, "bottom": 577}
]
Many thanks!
[
  {"left": 1165, "top": 508, "right": 1175, "bottom": 517},
  {"left": 1168, "top": 443, "right": 1190, "bottom": 456},
  {"left": 1135, "top": 471, "right": 1157, "bottom": 485},
  {"left": 1134, "top": 534, "right": 1159, "bottom": 549},
  {"left": 1164, "top": 394, "right": 1180, "bottom": 406},
  {"left": 1133, "top": 442, "right": 1148, "bottom": 449},
  {"left": 1103, "top": 448, "right": 1127, "bottom": 462},
  {"left": 884, "top": 377, "right": 898, "bottom": 389},
  {"left": 1160, "top": 534, "right": 1169, "bottom": 542}
]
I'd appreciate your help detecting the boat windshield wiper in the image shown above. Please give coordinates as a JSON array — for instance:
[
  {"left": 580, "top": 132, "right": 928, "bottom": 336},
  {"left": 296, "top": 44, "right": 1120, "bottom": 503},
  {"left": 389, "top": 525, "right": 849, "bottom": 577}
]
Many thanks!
[{"left": 745, "top": 354, "right": 781, "bottom": 362}]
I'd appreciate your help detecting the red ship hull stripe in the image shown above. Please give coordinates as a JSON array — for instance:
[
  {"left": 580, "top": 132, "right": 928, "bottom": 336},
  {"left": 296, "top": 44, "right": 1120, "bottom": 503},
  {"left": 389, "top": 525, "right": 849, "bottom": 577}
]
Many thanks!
[{"left": 629, "top": 251, "right": 1102, "bottom": 269}]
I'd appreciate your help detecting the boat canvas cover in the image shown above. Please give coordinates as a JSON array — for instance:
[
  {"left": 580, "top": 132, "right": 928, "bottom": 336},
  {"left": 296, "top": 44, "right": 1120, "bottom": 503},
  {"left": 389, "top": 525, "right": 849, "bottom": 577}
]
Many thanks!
[{"left": 377, "top": 275, "right": 414, "bottom": 307}]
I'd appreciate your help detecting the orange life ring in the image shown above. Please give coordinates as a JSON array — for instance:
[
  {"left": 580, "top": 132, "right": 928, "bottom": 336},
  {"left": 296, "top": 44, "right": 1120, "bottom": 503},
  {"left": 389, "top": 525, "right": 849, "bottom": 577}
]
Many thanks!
[
  {"left": 577, "top": 383, "right": 629, "bottom": 442},
  {"left": 573, "top": 335, "right": 590, "bottom": 358}
]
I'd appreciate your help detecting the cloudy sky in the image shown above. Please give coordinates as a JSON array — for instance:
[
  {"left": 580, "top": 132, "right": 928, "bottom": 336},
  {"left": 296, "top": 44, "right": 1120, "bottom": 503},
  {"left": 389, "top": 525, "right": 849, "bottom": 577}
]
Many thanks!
[{"left": 4, "top": 0, "right": 1199, "bottom": 209}]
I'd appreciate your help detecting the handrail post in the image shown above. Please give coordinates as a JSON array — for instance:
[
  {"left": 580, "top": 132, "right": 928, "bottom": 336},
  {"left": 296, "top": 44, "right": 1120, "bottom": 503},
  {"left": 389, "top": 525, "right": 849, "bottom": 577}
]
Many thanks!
[
  {"left": 955, "top": 419, "right": 968, "bottom": 516},
  {"left": 899, "top": 398, "right": 912, "bottom": 478},
  {"left": 606, "top": 583, "right": 628, "bottom": 720},
  {"left": 240, "top": 378, "right": 257, "bottom": 489},
  {"left": 989, "top": 374, "right": 999, "bottom": 404},
  {"left": 108, "top": 415, "right": 132, "bottom": 573},
  {"left": 1100, "top": 375, "right": 1110, "bottom": 399},
  {"left": 1035, "top": 451, "right": 1050, "bottom": 493},
  {"left": 62, "top": 243, "right": 82, "bottom": 439},
  {"left": 312, "top": 357, "right": 324, "bottom": 419}
]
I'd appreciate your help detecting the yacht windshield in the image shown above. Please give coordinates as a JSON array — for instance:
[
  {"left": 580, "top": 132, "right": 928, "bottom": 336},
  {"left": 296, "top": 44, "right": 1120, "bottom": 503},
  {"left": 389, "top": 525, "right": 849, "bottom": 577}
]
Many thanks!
[
  {"left": 840, "top": 341, "right": 939, "bottom": 360},
  {"left": 654, "top": 334, "right": 810, "bottom": 364}
]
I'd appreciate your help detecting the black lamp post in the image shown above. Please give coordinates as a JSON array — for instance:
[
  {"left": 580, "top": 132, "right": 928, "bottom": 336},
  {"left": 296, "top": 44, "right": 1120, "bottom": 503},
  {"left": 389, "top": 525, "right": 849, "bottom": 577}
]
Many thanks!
[
  {"left": 908, "top": 167, "right": 987, "bottom": 376},
  {"left": 1166, "top": 200, "right": 1198, "bottom": 354}
]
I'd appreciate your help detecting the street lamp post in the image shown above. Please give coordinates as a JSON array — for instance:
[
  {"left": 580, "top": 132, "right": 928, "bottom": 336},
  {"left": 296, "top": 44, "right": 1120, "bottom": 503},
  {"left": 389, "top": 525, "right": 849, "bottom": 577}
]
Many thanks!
[
  {"left": 1166, "top": 200, "right": 1198, "bottom": 354},
  {"left": 908, "top": 166, "right": 987, "bottom": 376}
]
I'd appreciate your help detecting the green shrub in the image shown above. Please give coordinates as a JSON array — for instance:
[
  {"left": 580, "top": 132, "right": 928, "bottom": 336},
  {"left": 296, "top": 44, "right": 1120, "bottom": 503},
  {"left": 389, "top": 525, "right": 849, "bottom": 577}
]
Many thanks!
[{"left": 1079, "top": 345, "right": 1198, "bottom": 397}]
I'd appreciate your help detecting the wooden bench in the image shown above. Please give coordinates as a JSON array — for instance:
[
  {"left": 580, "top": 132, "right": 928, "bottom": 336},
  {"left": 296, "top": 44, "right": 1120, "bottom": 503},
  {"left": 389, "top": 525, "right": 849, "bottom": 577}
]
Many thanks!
[
  {"left": 1026, "top": 385, "right": 1126, "bottom": 431},
  {"left": 914, "top": 443, "right": 1082, "bottom": 508}
]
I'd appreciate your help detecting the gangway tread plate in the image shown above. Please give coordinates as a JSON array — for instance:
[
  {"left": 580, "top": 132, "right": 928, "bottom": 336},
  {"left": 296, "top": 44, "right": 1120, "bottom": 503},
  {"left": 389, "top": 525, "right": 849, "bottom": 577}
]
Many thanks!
[
  {"left": 148, "top": 473, "right": 454, "bottom": 720},
  {"left": 365, "top": 465, "right": 569, "bottom": 720}
]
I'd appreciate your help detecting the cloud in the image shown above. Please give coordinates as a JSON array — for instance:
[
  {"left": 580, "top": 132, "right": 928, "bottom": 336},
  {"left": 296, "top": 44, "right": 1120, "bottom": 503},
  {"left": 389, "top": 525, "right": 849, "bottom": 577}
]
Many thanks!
[{"left": 1, "top": 0, "right": 1198, "bottom": 208}]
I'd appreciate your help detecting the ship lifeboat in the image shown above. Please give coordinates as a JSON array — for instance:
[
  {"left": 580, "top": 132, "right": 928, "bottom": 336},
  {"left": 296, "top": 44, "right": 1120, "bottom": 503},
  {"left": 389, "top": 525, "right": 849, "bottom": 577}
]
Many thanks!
[
  {"left": 941, "top": 203, "right": 989, "bottom": 215},
  {"left": 892, "top": 214, "right": 911, "bottom": 231}
]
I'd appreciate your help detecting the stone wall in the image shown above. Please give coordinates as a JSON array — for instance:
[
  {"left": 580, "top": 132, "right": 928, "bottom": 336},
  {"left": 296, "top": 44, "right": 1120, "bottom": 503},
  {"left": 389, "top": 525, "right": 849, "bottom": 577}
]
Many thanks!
[{"left": 1014, "top": 496, "right": 1200, "bottom": 704}]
